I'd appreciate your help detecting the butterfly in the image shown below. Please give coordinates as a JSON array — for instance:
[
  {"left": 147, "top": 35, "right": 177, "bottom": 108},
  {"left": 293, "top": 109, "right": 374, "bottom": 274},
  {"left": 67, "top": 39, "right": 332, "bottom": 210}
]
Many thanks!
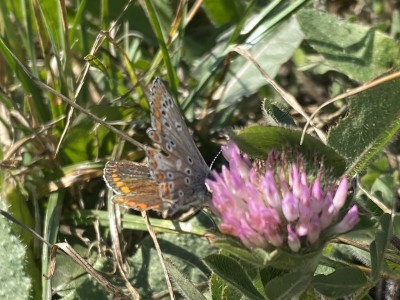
[{"left": 103, "top": 77, "right": 211, "bottom": 218}]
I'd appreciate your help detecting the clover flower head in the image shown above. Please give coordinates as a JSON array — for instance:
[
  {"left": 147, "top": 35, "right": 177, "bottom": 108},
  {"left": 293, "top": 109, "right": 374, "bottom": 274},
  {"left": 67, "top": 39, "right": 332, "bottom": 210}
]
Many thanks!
[{"left": 206, "top": 141, "right": 358, "bottom": 252}]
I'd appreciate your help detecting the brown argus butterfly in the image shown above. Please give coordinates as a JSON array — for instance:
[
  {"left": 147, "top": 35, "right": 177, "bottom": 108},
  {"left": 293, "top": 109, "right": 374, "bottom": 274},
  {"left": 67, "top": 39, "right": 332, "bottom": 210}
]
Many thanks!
[{"left": 104, "top": 77, "right": 211, "bottom": 217}]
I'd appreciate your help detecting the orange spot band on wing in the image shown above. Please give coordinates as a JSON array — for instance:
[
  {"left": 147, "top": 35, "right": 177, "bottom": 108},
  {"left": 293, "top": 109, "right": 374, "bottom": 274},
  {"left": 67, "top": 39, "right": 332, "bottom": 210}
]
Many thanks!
[
  {"left": 156, "top": 172, "right": 164, "bottom": 181},
  {"left": 120, "top": 186, "right": 131, "bottom": 194},
  {"left": 161, "top": 183, "right": 169, "bottom": 197}
]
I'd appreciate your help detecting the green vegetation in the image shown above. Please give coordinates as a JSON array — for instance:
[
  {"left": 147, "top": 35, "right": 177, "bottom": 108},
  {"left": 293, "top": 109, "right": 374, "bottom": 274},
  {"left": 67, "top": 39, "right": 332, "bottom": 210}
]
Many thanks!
[{"left": 1, "top": 0, "right": 400, "bottom": 299}]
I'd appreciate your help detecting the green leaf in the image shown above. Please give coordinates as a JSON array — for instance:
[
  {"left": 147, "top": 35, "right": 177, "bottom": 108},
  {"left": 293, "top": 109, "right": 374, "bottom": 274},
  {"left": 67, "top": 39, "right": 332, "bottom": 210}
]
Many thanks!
[
  {"left": 203, "top": 0, "right": 246, "bottom": 26},
  {"left": 127, "top": 233, "right": 213, "bottom": 297},
  {"left": 165, "top": 258, "right": 206, "bottom": 300},
  {"left": 42, "top": 191, "right": 65, "bottom": 299},
  {"left": 3, "top": 187, "right": 41, "bottom": 299},
  {"left": 313, "top": 267, "right": 367, "bottom": 298},
  {"left": 264, "top": 271, "right": 313, "bottom": 300},
  {"left": 217, "top": 16, "right": 304, "bottom": 113},
  {"left": 371, "top": 174, "right": 396, "bottom": 209},
  {"left": 0, "top": 203, "right": 32, "bottom": 300},
  {"left": 393, "top": 214, "right": 400, "bottom": 237},
  {"left": 262, "top": 101, "right": 296, "bottom": 127},
  {"left": 204, "top": 254, "right": 265, "bottom": 299},
  {"left": 210, "top": 273, "right": 224, "bottom": 300},
  {"left": 214, "top": 238, "right": 323, "bottom": 273},
  {"left": 212, "top": 238, "right": 267, "bottom": 266},
  {"left": 61, "top": 125, "right": 97, "bottom": 163},
  {"left": 143, "top": 0, "right": 178, "bottom": 95},
  {"left": 51, "top": 243, "right": 110, "bottom": 299},
  {"left": 327, "top": 78, "right": 400, "bottom": 176},
  {"left": 37, "top": 0, "right": 64, "bottom": 54},
  {"left": 233, "top": 125, "right": 346, "bottom": 176},
  {"left": 189, "top": 0, "right": 307, "bottom": 124},
  {"left": 70, "top": 209, "right": 213, "bottom": 236},
  {"left": 36, "top": 0, "right": 72, "bottom": 113},
  {"left": 297, "top": 9, "right": 400, "bottom": 82},
  {"left": 210, "top": 273, "right": 244, "bottom": 300},
  {"left": 320, "top": 243, "right": 372, "bottom": 274},
  {"left": 370, "top": 214, "right": 392, "bottom": 282},
  {"left": 0, "top": 38, "right": 47, "bottom": 121},
  {"left": 84, "top": 54, "right": 109, "bottom": 75},
  {"left": 361, "top": 156, "right": 391, "bottom": 188},
  {"left": 258, "top": 248, "right": 322, "bottom": 273}
]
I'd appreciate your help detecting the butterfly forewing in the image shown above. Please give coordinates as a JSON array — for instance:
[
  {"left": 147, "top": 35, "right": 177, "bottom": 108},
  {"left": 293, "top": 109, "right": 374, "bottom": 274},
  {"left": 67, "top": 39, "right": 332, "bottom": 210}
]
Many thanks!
[{"left": 145, "top": 78, "right": 211, "bottom": 216}]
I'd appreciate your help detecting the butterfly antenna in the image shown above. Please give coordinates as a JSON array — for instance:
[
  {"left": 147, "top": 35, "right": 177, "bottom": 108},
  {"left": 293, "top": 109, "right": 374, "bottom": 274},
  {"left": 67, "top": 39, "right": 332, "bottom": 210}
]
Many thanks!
[{"left": 210, "top": 149, "right": 222, "bottom": 169}]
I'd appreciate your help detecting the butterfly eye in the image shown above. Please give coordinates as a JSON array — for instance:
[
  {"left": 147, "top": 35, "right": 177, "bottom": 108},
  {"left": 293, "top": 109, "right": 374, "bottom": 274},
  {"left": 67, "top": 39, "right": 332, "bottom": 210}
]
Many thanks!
[
  {"left": 167, "top": 172, "right": 174, "bottom": 179},
  {"left": 185, "top": 177, "right": 191, "bottom": 185},
  {"left": 187, "top": 156, "right": 193, "bottom": 165},
  {"left": 178, "top": 190, "right": 184, "bottom": 197}
]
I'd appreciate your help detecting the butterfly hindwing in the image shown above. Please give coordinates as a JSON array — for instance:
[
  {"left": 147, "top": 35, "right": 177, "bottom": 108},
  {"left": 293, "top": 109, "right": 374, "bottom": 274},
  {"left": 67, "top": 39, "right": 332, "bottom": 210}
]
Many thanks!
[{"left": 103, "top": 160, "right": 164, "bottom": 212}]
